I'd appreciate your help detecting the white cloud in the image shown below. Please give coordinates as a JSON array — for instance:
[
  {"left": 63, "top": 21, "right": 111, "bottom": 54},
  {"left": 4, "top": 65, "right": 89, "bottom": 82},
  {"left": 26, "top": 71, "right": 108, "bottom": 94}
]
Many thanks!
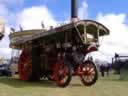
[
  {"left": 17, "top": 6, "right": 57, "bottom": 30},
  {"left": 93, "top": 13, "right": 128, "bottom": 61},
  {"left": 0, "top": 26, "right": 12, "bottom": 58},
  {"left": 0, "top": 2, "right": 18, "bottom": 59},
  {"left": 0, "top": 5, "right": 58, "bottom": 58},
  {"left": 78, "top": 0, "right": 88, "bottom": 19},
  {"left": 0, "top": 3, "right": 12, "bottom": 59}
]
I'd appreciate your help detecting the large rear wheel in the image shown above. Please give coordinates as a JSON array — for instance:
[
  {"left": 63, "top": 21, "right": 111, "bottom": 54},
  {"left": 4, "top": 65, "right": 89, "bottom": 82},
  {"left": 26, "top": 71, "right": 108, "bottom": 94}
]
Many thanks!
[
  {"left": 18, "top": 49, "right": 41, "bottom": 81},
  {"left": 80, "top": 60, "right": 98, "bottom": 86},
  {"left": 18, "top": 50, "right": 32, "bottom": 81}
]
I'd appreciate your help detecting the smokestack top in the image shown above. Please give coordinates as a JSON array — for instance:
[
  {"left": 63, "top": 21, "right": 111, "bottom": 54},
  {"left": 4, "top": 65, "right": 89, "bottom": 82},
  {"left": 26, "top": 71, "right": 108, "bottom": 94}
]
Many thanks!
[{"left": 71, "top": 0, "right": 79, "bottom": 22}]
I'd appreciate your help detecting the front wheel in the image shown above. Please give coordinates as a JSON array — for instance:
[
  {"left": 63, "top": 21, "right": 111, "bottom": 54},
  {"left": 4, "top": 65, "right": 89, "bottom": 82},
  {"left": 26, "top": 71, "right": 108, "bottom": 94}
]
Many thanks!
[
  {"left": 55, "top": 59, "right": 72, "bottom": 87},
  {"left": 80, "top": 60, "right": 98, "bottom": 86}
]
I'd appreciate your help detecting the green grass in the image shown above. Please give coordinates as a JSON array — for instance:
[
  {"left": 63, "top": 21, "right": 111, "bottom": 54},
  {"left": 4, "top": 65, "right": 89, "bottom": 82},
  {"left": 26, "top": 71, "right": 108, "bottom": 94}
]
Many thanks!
[
  {"left": 120, "top": 69, "right": 128, "bottom": 80},
  {"left": 0, "top": 74, "right": 128, "bottom": 96}
]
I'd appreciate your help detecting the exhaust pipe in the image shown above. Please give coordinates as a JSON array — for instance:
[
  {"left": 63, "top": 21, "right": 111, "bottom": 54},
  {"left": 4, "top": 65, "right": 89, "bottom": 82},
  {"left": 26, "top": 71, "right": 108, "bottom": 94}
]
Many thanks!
[{"left": 71, "top": 0, "right": 79, "bottom": 22}]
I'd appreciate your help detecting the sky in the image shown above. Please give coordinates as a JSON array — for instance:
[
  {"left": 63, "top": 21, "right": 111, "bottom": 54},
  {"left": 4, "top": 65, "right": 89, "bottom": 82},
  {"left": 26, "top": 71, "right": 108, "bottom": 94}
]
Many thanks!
[{"left": 0, "top": 0, "right": 128, "bottom": 62}]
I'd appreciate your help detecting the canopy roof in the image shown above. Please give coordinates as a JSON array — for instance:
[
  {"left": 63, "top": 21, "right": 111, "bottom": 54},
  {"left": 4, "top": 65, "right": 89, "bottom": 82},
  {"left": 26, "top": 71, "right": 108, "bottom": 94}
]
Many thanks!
[{"left": 9, "top": 20, "right": 109, "bottom": 48}]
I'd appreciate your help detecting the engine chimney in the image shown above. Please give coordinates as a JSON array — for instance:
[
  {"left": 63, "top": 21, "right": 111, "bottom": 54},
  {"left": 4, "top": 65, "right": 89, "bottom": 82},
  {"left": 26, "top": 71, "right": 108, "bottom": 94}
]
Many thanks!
[{"left": 71, "top": 0, "right": 79, "bottom": 22}]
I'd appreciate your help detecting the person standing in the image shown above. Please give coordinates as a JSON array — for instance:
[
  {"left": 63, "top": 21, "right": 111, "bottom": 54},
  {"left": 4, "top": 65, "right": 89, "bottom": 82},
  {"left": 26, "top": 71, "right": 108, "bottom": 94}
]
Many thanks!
[{"left": 100, "top": 64, "right": 105, "bottom": 77}]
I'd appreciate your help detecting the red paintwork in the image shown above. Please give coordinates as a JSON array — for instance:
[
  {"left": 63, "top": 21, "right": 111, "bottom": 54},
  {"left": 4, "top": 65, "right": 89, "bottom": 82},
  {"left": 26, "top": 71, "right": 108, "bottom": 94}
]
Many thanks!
[
  {"left": 18, "top": 50, "right": 32, "bottom": 81},
  {"left": 83, "top": 45, "right": 98, "bottom": 54}
]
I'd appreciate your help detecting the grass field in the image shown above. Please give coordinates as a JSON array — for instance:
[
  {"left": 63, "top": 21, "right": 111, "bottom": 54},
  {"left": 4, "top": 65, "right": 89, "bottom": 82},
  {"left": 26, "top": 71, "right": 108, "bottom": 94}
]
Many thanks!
[{"left": 0, "top": 74, "right": 128, "bottom": 96}]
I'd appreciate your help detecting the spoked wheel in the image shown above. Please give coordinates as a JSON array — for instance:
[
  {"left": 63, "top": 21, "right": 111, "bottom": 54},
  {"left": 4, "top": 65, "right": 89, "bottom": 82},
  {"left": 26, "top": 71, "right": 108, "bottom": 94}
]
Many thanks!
[
  {"left": 55, "top": 60, "right": 72, "bottom": 87},
  {"left": 18, "top": 50, "right": 32, "bottom": 81},
  {"left": 80, "top": 60, "right": 98, "bottom": 86}
]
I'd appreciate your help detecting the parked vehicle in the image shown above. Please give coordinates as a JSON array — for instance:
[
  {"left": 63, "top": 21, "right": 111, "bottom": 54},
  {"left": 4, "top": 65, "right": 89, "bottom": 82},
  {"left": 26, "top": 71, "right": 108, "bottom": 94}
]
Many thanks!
[
  {"left": 0, "top": 64, "right": 12, "bottom": 76},
  {"left": 112, "top": 53, "right": 128, "bottom": 74},
  {"left": 9, "top": 0, "right": 109, "bottom": 87}
]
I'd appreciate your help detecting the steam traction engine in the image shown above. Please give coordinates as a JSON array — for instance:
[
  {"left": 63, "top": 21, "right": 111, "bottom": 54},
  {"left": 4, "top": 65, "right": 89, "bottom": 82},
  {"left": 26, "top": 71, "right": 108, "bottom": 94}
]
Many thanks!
[{"left": 9, "top": 0, "right": 109, "bottom": 87}]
